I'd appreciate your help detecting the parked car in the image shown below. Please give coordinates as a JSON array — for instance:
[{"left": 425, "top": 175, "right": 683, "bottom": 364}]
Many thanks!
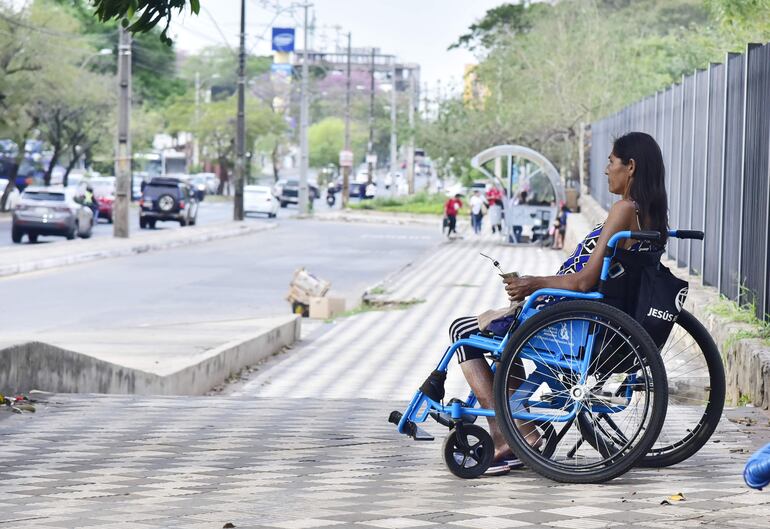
[
  {"left": 273, "top": 179, "right": 320, "bottom": 207},
  {"left": 139, "top": 177, "right": 198, "bottom": 229},
  {"left": 0, "top": 178, "right": 20, "bottom": 210},
  {"left": 195, "top": 172, "right": 219, "bottom": 194},
  {"left": 11, "top": 186, "right": 93, "bottom": 243},
  {"left": 244, "top": 185, "right": 279, "bottom": 217},
  {"left": 88, "top": 176, "right": 116, "bottom": 223},
  {"left": 189, "top": 174, "right": 208, "bottom": 201}
]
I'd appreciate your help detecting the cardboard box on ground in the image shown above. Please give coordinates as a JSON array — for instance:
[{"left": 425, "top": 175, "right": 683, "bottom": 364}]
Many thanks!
[
  {"left": 286, "top": 268, "right": 344, "bottom": 318},
  {"left": 309, "top": 296, "right": 346, "bottom": 319}
]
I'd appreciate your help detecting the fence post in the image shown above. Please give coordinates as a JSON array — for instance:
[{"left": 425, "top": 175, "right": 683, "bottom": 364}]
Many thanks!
[
  {"left": 737, "top": 44, "right": 761, "bottom": 305},
  {"left": 700, "top": 67, "right": 714, "bottom": 284},
  {"left": 717, "top": 52, "right": 739, "bottom": 297}
]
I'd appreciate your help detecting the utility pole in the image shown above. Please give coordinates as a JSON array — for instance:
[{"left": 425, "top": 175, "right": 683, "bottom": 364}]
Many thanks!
[
  {"left": 233, "top": 0, "right": 246, "bottom": 220},
  {"left": 366, "top": 47, "right": 375, "bottom": 185},
  {"left": 113, "top": 26, "right": 131, "bottom": 238},
  {"left": 407, "top": 70, "right": 415, "bottom": 195},
  {"left": 194, "top": 71, "right": 200, "bottom": 168},
  {"left": 298, "top": 3, "right": 312, "bottom": 215},
  {"left": 389, "top": 64, "right": 397, "bottom": 179},
  {"left": 342, "top": 31, "right": 351, "bottom": 207}
]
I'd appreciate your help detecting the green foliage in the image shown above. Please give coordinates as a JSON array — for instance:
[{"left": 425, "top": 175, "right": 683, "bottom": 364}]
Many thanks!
[
  {"left": 307, "top": 117, "right": 367, "bottom": 168},
  {"left": 350, "top": 192, "right": 446, "bottom": 215},
  {"left": 449, "top": 2, "right": 552, "bottom": 51},
  {"left": 422, "top": 0, "right": 770, "bottom": 183},
  {"left": 90, "top": 0, "right": 200, "bottom": 45}
]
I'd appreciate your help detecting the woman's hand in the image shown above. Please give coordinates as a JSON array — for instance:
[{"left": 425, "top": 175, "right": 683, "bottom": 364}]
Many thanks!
[{"left": 503, "top": 275, "right": 539, "bottom": 301}]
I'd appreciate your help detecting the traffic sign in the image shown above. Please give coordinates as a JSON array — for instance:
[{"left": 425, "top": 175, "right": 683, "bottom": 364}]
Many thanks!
[{"left": 339, "top": 150, "right": 354, "bottom": 167}]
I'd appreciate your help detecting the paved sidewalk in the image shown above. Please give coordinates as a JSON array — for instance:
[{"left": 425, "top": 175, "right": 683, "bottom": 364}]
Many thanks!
[
  {"left": 1, "top": 395, "right": 767, "bottom": 529},
  {"left": 2, "top": 233, "right": 768, "bottom": 528}
]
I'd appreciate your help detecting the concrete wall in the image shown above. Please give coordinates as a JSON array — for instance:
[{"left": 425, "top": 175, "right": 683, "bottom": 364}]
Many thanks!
[
  {"left": 0, "top": 317, "right": 300, "bottom": 396},
  {"left": 577, "top": 194, "right": 770, "bottom": 408}
]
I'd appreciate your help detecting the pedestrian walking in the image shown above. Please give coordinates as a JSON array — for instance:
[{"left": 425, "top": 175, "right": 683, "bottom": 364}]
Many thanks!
[
  {"left": 486, "top": 186, "right": 503, "bottom": 234},
  {"left": 553, "top": 204, "right": 569, "bottom": 250},
  {"left": 83, "top": 185, "right": 99, "bottom": 224},
  {"left": 444, "top": 193, "right": 463, "bottom": 238},
  {"left": 469, "top": 190, "right": 485, "bottom": 235}
]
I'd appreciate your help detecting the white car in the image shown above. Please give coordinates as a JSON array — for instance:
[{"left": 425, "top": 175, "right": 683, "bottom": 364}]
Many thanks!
[{"left": 244, "top": 185, "right": 279, "bottom": 218}]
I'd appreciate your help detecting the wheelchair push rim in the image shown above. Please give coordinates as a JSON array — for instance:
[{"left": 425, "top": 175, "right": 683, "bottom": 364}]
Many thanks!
[
  {"left": 640, "top": 309, "right": 726, "bottom": 467},
  {"left": 494, "top": 300, "right": 668, "bottom": 483}
]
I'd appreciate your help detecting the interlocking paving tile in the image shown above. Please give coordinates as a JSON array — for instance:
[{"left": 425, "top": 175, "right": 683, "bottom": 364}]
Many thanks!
[{"left": 1, "top": 395, "right": 767, "bottom": 528}]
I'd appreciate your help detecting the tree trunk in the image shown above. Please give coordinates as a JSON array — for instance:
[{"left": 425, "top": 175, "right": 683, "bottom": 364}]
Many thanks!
[
  {"left": 271, "top": 142, "right": 280, "bottom": 182},
  {"left": 217, "top": 157, "right": 229, "bottom": 194},
  {"left": 0, "top": 161, "right": 19, "bottom": 211},
  {"left": 44, "top": 147, "right": 61, "bottom": 186}
]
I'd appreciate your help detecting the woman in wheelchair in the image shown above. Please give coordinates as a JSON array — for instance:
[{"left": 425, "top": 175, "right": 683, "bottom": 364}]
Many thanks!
[{"left": 450, "top": 131, "right": 669, "bottom": 475}]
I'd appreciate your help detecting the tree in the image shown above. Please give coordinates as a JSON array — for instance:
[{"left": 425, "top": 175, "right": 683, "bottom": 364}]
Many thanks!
[
  {"left": 195, "top": 96, "right": 285, "bottom": 192},
  {"left": 448, "top": 2, "right": 552, "bottom": 51},
  {"left": 90, "top": 0, "right": 200, "bottom": 45},
  {"left": 307, "top": 117, "right": 367, "bottom": 168},
  {"left": 0, "top": 0, "right": 95, "bottom": 208}
]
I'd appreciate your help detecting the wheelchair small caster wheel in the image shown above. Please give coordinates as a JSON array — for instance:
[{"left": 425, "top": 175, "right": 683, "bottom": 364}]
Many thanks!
[{"left": 442, "top": 424, "right": 493, "bottom": 479}]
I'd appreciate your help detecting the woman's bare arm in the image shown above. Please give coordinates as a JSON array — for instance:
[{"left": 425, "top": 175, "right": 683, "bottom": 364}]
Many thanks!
[{"left": 504, "top": 200, "right": 638, "bottom": 300}]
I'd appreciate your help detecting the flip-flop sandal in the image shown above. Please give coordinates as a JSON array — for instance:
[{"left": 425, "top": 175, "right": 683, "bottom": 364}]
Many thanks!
[
  {"left": 484, "top": 459, "right": 511, "bottom": 476},
  {"left": 505, "top": 457, "right": 525, "bottom": 470}
]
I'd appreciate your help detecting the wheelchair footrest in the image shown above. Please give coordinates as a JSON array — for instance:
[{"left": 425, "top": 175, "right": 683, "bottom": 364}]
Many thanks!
[{"left": 388, "top": 410, "right": 434, "bottom": 441}]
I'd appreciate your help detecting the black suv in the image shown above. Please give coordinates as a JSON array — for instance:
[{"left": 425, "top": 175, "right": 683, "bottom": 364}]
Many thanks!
[
  {"left": 274, "top": 179, "right": 320, "bottom": 208},
  {"left": 139, "top": 177, "right": 199, "bottom": 229}
]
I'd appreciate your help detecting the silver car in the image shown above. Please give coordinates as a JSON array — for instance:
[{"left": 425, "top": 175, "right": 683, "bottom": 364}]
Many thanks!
[{"left": 11, "top": 186, "right": 94, "bottom": 243}]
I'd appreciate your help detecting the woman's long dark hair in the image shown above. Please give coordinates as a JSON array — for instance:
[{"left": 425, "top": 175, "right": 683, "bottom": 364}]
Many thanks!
[{"left": 612, "top": 132, "right": 669, "bottom": 245}]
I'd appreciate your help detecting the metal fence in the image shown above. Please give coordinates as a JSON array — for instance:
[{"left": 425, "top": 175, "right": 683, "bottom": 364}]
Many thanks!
[{"left": 588, "top": 43, "right": 770, "bottom": 321}]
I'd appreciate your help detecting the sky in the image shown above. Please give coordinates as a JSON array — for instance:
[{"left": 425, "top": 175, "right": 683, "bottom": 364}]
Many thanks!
[{"left": 169, "top": 0, "right": 504, "bottom": 96}]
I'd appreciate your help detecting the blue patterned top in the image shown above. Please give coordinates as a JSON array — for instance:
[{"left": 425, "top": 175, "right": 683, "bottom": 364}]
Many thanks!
[{"left": 555, "top": 221, "right": 655, "bottom": 276}]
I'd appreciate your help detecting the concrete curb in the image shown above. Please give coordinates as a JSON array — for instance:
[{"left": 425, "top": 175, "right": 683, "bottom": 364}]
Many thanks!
[
  {"left": 0, "top": 316, "right": 300, "bottom": 396},
  {"left": 578, "top": 193, "right": 770, "bottom": 408},
  {"left": 0, "top": 221, "right": 277, "bottom": 278}
]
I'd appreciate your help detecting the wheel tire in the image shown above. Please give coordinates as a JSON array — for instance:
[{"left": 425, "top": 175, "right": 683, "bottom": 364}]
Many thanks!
[
  {"left": 28, "top": 232, "right": 38, "bottom": 243},
  {"left": 11, "top": 226, "right": 22, "bottom": 243},
  {"left": 189, "top": 215, "right": 196, "bottom": 226},
  {"left": 442, "top": 424, "right": 494, "bottom": 479},
  {"left": 157, "top": 193, "right": 176, "bottom": 213},
  {"left": 148, "top": 219, "right": 156, "bottom": 229},
  {"left": 179, "top": 217, "right": 188, "bottom": 227},
  {"left": 66, "top": 223, "right": 76, "bottom": 240},
  {"left": 139, "top": 217, "right": 147, "bottom": 229},
  {"left": 493, "top": 300, "right": 668, "bottom": 484},
  {"left": 639, "top": 310, "right": 725, "bottom": 467}
]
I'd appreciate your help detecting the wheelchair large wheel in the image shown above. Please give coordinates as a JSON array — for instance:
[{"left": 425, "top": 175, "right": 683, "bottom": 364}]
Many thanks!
[
  {"left": 442, "top": 424, "right": 494, "bottom": 479},
  {"left": 493, "top": 300, "right": 667, "bottom": 483},
  {"left": 639, "top": 310, "right": 725, "bottom": 467}
]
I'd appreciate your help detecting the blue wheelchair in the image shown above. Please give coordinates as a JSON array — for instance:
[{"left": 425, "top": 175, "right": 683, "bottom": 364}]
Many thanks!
[{"left": 390, "top": 229, "right": 722, "bottom": 483}]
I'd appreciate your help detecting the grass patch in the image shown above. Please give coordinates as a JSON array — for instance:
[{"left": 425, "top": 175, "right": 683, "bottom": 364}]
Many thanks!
[
  {"left": 325, "top": 298, "right": 425, "bottom": 323},
  {"left": 349, "top": 192, "right": 446, "bottom": 215},
  {"left": 707, "top": 294, "right": 770, "bottom": 350},
  {"left": 368, "top": 286, "right": 387, "bottom": 295}
]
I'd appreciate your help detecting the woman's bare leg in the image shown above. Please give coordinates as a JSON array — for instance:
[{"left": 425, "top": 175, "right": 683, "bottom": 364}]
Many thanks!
[{"left": 460, "top": 359, "right": 510, "bottom": 460}]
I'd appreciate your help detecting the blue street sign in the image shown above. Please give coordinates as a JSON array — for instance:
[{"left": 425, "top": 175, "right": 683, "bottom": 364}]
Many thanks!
[{"left": 272, "top": 27, "right": 295, "bottom": 52}]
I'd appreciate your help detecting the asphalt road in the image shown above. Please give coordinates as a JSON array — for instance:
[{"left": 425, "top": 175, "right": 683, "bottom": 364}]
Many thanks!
[
  {"left": 1, "top": 215, "right": 438, "bottom": 336},
  {"left": 0, "top": 198, "right": 296, "bottom": 248}
]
